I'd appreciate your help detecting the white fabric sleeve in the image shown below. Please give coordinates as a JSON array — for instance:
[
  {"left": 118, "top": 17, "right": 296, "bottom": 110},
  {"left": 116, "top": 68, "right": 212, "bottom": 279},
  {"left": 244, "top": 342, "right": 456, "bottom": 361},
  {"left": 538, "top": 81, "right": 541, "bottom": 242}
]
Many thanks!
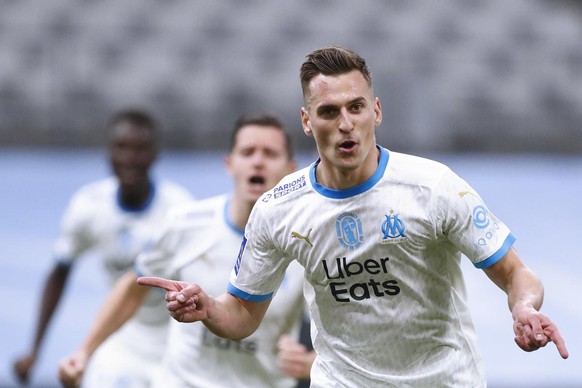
[
  {"left": 52, "top": 190, "right": 95, "bottom": 266},
  {"left": 432, "top": 167, "right": 515, "bottom": 268},
  {"left": 228, "top": 203, "right": 292, "bottom": 301}
]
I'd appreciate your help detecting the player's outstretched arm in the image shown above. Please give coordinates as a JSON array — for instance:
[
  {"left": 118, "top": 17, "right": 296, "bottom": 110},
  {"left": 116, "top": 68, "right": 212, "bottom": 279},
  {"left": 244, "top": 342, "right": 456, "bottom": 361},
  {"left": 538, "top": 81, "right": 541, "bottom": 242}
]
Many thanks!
[
  {"left": 137, "top": 276, "right": 271, "bottom": 340},
  {"left": 14, "top": 264, "right": 71, "bottom": 384},
  {"left": 58, "top": 271, "right": 149, "bottom": 388},
  {"left": 483, "top": 247, "right": 569, "bottom": 359}
]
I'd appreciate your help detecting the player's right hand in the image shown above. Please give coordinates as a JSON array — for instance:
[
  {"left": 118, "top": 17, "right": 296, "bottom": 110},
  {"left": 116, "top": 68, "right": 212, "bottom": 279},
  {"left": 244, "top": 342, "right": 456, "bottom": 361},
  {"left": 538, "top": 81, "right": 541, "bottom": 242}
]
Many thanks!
[
  {"left": 137, "top": 276, "right": 211, "bottom": 323},
  {"left": 277, "top": 334, "right": 315, "bottom": 379},
  {"left": 58, "top": 350, "right": 89, "bottom": 388},
  {"left": 13, "top": 354, "right": 36, "bottom": 384}
]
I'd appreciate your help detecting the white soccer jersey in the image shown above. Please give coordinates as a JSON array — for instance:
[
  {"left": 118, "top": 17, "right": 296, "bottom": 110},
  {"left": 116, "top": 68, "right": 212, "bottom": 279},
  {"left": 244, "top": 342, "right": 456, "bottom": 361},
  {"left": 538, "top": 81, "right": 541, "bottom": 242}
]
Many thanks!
[
  {"left": 229, "top": 146, "right": 515, "bottom": 387},
  {"left": 136, "top": 194, "right": 306, "bottom": 388},
  {"left": 53, "top": 177, "right": 192, "bottom": 387}
]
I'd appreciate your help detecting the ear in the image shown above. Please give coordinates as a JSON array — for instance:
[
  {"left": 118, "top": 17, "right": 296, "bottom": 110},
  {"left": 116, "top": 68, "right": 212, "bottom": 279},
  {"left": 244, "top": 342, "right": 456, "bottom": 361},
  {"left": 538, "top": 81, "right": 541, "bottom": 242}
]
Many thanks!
[
  {"left": 374, "top": 98, "right": 383, "bottom": 127},
  {"left": 301, "top": 107, "right": 313, "bottom": 137},
  {"left": 224, "top": 155, "right": 234, "bottom": 177}
]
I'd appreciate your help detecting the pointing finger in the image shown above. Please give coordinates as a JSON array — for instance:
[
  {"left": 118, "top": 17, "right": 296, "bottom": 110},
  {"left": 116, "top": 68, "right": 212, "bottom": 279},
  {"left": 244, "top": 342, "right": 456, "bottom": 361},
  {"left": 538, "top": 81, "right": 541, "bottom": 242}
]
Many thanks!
[
  {"left": 547, "top": 327, "right": 569, "bottom": 359},
  {"left": 137, "top": 276, "right": 182, "bottom": 292}
]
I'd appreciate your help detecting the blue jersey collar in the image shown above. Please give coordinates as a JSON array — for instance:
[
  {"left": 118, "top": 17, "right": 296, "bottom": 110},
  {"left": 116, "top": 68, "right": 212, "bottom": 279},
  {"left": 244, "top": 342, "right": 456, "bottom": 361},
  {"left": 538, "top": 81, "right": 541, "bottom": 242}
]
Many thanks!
[{"left": 310, "top": 146, "right": 389, "bottom": 199}]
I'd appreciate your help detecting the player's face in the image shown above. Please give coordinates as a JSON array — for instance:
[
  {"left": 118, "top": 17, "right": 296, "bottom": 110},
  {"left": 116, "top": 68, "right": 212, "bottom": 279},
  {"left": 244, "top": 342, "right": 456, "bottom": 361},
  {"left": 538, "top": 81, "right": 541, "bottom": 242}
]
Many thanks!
[
  {"left": 301, "top": 70, "right": 382, "bottom": 188},
  {"left": 226, "top": 125, "right": 295, "bottom": 203},
  {"left": 108, "top": 121, "right": 157, "bottom": 190}
]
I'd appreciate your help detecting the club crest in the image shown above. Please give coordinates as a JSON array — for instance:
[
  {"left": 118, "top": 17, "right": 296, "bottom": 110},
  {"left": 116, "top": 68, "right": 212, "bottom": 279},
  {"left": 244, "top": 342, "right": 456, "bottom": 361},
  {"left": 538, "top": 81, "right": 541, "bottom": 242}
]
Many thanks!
[{"left": 336, "top": 212, "right": 364, "bottom": 250}]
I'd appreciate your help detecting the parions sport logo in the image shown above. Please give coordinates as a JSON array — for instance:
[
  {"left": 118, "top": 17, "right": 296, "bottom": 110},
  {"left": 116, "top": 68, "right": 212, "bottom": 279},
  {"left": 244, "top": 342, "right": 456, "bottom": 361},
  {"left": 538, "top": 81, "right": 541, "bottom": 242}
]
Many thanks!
[
  {"left": 273, "top": 175, "right": 306, "bottom": 199},
  {"left": 322, "top": 256, "right": 400, "bottom": 302}
]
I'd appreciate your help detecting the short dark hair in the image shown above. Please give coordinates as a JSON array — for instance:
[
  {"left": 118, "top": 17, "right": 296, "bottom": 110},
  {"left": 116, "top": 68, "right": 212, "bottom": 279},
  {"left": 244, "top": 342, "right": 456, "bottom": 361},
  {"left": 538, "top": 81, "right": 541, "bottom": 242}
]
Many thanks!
[
  {"left": 229, "top": 113, "right": 294, "bottom": 160},
  {"left": 300, "top": 46, "right": 373, "bottom": 100},
  {"left": 107, "top": 108, "right": 160, "bottom": 142}
]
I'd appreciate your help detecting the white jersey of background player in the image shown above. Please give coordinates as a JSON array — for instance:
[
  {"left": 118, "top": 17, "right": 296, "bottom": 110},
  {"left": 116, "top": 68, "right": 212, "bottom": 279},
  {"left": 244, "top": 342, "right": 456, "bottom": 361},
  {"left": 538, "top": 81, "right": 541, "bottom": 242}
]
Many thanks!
[
  {"left": 231, "top": 147, "right": 511, "bottom": 386},
  {"left": 143, "top": 46, "right": 568, "bottom": 388},
  {"left": 137, "top": 194, "right": 305, "bottom": 388},
  {"left": 14, "top": 109, "right": 192, "bottom": 388},
  {"left": 65, "top": 177, "right": 192, "bottom": 387}
]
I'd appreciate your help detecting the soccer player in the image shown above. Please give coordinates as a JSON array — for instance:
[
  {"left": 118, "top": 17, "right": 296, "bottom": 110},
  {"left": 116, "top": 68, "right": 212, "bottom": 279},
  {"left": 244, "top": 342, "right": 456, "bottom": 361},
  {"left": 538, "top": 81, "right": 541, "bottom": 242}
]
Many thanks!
[
  {"left": 13, "top": 109, "right": 193, "bottom": 386},
  {"left": 58, "top": 114, "right": 314, "bottom": 388},
  {"left": 139, "top": 46, "right": 569, "bottom": 386}
]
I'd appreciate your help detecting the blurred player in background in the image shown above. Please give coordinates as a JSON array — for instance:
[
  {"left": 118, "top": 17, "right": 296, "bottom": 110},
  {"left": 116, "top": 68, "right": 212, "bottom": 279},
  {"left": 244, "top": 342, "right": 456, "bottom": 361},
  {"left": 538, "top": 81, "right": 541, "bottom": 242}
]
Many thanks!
[
  {"left": 58, "top": 113, "right": 315, "bottom": 388},
  {"left": 13, "top": 109, "right": 193, "bottom": 386},
  {"left": 139, "top": 46, "right": 569, "bottom": 387}
]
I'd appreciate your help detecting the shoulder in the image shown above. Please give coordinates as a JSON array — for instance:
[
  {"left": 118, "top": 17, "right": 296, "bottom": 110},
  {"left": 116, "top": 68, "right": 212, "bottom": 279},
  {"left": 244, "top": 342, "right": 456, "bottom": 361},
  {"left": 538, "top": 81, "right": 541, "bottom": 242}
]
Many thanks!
[
  {"left": 386, "top": 150, "right": 453, "bottom": 188},
  {"left": 156, "top": 180, "right": 194, "bottom": 201},
  {"left": 257, "top": 167, "right": 311, "bottom": 207},
  {"left": 58, "top": 178, "right": 116, "bottom": 222},
  {"left": 68, "top": 177, "right": 116, "bottom": 203},
  {"left": 166, "top": 194, "right": 226, "bottom": 226}
]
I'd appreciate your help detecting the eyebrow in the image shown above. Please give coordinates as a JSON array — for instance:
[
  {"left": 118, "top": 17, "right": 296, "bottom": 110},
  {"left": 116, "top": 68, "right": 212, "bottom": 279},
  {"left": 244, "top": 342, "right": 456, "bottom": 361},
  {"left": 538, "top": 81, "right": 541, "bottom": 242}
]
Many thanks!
[{"left": 316, "top": 96, "right": 367, "bottom": 112}]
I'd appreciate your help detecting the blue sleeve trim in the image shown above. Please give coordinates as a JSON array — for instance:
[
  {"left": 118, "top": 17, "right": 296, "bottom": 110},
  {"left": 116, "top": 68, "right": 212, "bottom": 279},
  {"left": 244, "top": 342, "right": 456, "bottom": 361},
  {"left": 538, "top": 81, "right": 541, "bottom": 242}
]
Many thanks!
[
  {"left": 227, "top": 283, "right": 273, "bottom": 302},
  {"left": 474, "top": 233, "right": 517, "bottom": 269}
]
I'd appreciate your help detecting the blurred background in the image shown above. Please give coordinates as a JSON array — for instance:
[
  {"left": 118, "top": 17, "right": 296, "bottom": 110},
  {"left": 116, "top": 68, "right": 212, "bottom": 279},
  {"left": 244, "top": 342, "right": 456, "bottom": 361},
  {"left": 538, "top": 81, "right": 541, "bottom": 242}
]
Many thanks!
[
  {"left": 1, "top": 0, "right": 581, "bottom": 152},
  {"left": 1, "top": 0, "right": 581, "bottom": 387}
]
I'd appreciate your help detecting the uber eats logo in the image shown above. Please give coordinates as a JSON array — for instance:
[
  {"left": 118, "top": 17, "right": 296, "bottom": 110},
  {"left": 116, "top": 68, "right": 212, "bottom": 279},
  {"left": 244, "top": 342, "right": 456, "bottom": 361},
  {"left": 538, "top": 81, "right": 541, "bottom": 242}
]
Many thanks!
[{"left": 322, "top": 256, "right": 400, "bottom": 302}]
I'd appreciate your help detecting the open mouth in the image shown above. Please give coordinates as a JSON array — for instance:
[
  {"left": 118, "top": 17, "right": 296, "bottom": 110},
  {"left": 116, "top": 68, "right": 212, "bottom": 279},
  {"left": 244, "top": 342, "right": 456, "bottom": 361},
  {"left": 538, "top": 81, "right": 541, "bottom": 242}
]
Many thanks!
[
  {"left": 339, "top": 140, "right": 357, "bottom": 151},
  {"left": 249, "top": 176, "right": 266, "bottom": 185}
]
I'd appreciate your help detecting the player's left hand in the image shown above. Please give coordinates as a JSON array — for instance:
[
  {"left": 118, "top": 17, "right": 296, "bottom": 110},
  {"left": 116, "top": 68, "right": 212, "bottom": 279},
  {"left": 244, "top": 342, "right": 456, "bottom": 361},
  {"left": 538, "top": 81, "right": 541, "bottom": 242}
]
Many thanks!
[{"left": 512, "top": 306, "right": 569, "bottom": 359}]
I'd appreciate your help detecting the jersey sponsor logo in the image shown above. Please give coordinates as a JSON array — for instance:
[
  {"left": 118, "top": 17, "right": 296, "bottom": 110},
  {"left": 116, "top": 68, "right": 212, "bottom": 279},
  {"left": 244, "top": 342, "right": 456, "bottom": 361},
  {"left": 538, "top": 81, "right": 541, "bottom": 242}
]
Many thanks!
[
  {"left": 336, "top": 212, "right": 364, "bottom": 250},
  {"left": 381, "top": 210, "right": 407, "bottom": 244},
  {"left": 472, "top": 205, "right": 490, "bottom": 229},
  {"left": 233, "top": 236, "right": 247, "bottom": 275},
  {"left": 273, "top": 175, "right": 306, "bottom": 199},
  {"left": 291, "top": 228, "right": 313, "bottom": 247},
  {"left": 474, "top": 221, "right": 501, "bottom": 248},
  {"left": 322, "top": 256, "right": 400, "bottom": 302},
  {"left": 186, "top": 209, "right": 214, "bottom": 219},
  {"left": 202, "top": 328, "right": 257, "bottom": 355},
  {"left": 261, "top": 193, "right": 272, "bottom": 202}
]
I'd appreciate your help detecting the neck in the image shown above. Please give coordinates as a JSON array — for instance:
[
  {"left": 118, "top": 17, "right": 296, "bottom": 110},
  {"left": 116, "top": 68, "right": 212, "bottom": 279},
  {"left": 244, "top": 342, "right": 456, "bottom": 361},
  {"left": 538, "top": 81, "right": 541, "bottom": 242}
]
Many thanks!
[
  {"left": 119, "top": 180, "right": 152, "bottom": 209},
  {"left": 228, "top": 194, "right": 254, "bottom": 230},
  {"left": 317, "top": 147, "right": 380, "bottom": 190}
]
